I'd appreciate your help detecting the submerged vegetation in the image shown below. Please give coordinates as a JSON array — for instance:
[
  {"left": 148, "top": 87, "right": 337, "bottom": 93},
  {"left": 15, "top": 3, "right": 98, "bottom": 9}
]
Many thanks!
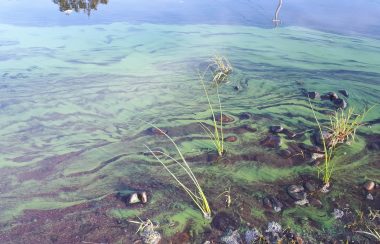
[{"left": 144, "top": 123, "right": 211, "bottom": 219}]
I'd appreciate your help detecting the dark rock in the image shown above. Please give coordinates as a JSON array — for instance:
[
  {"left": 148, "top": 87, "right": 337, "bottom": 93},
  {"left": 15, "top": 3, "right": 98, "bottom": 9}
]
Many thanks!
[
  {"left": 263, "top": 197, "right": 273, "bottom": 209},
  {"left": 363, "top": 181, "right": 375, "bottom": 191},
  {"left": 283, "top": 128, "right": 297, "bottom": 139},
  {"left": 279, "top": 149, "right": 292, "bottom": 158},
  {"left": 307, "top": 91, "right": 320, "bottom": 99},
  {"left": 214, "top": 113, "right": 235, "bottom": 123},
  {"left": 239, "top": 112, "right": 253, "bottom": 120},
  {"left": 149, "top": 127, "right": 168, "bottom": 136},
  {"left": 269, "top": 196, "right": 283, "bottom": 212},
  {"left": 309, "top": 198, "right": 323, "bottom": 208},
  {"left": 313, "top": 130, "right": 333, "bottom": 147},
  {"left": 287, "top": 185, "right": 306, "bottom": 201},
  {"left": 339, "top": 89, "right": 349, "bottom": 98},
  {"left": 270, "top": 125, "right": 283, "bottom": 133},
  {"left": 304, "top": 182, "right": 316, "bottom": 192},
  {"left": 242, "top": 124, "right": 257, "bottom": 132},
  {"left": 224, "top": 136, "right": 237, "bottom": 142},
  {"left": 120, "top": 191, "right": 148, "bottom": 205},
  {"left": 207, "top": 152, "right": 219, "bottom": 162},
  {"left": 299, "top": 144, "right": 323, "bottom": 153},
  {"left": 367, "top": 142, "right": 380, "bottom": 151},
  {"left": 261, "top": 135, "right": 281, "bottom": 148},
  {"left": 334, "top": 98, "right": 347, "bottom": 109},
  {"left": 211, "top": 212, "right": 240, "bottom": 232},
  {"left": 321, "top": 92, "right": 339, "bottom": 101},
  {"left": 138, "top": 191, "right": 148, "bottom": 203}
]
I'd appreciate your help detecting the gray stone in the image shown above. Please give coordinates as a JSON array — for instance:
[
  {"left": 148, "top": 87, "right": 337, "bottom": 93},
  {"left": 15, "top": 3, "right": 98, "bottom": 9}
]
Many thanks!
[
  {"left": 287, "top": 185, "right": 307, "bottom": 201},
  {"left": 334, "top": 98, "right": 347, "bottom": 109},
  {"left": 307, "top": 91, "right": 320, "bottom": 99},
  {"left": 270, "top": 125, "right": 284, "bottom": 133},
  {"left": 304, "top": 182, "right": 316, "bottom": 192},
  {"left": 339, "top": 90, "right": 349, "bottom": 97},
  {"left": 363, "top": 181, "right": 375, "bottom": 191}
]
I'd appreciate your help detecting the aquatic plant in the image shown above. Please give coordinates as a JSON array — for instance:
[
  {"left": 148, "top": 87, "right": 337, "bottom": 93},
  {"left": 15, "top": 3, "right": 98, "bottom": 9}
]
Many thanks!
[
  {"left": 216, "top": 187, "right": 232, "bottom": 208},
  {"left": 328, "top": 107, "right": 372, "bottom": 148},
  {"left": 144, "top": 123, "right": 211, "bottom": 219},
  {"left": 202, "top": 55, "right": 233, "bottom": 87},
  {"left": 199, "top": 76, "right": 225, "bottom": 157},
  {"left": 309, "top": 100, "right": 335, "bottom": 190},
  {"left": 309, "top": 101, "right": 373, "bottom": 191}
]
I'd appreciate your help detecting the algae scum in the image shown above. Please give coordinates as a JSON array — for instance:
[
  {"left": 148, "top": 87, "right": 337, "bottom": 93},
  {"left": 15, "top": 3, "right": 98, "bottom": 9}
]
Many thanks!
[{"left": 1, "top": 3, "right": 380, "bottom": 244}]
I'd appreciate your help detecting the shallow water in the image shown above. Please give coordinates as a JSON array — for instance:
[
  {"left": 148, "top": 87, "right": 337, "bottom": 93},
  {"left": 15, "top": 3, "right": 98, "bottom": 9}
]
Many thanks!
[{"left": 0, "top": 1, "right": 379, "bottom": 243}]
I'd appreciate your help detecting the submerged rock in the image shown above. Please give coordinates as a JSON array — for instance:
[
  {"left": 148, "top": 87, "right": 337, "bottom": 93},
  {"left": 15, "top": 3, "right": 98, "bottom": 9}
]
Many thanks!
[
  {"left": 279, "top": 149, "right": 292, "bottom": 158},
  {"left": 212, "top": 212, "right": 240, "bottom": 232},
  {"left": 214, "top": 113, "right": 235, "bottom": 123},
  {"left": 269, "top": 196, "right": 283, "bottom": 212},
  {"left": 224, "top": 136, "right": 238, "bottom": 142},
  {"left": 270, "top": 125, "right": 283, "bottom": 133},
  {"left": 334, "top": 98, "right": 347, "bottom": 109},
  {"left": 304, "top": 181, "right": 317, "bottom": 192},
  {"left": 339, "top": 89, "right": 349, "bottom": 97},
  {"left": 239, "top": 112, "right": 253, "bottom": 120},
  {"left": 149, "top": 127, "right": 168, "bottom": 136},
  {"left": 363, "top": 181, "right": 375, "bottom": 191},
  {"left": 307, "top": 91, "right": 320, "bottom": 99},
  {"left": 287, "top": 185, "right": 307, "bottom": 201},
  {"left": 299, "top": 144, "right": 323, "bottom": 153},
  {"left": 321, "top": 92, "right": 339, "bottom": 101},
  {"left": 313, "top": 130, "right": 333, "bottom": 147},
  {"left": 261, "top": 135, "right": 281, "bottom": 148},
  {"left": 309, "top": 198, "right": 323, "bottom": 208}
]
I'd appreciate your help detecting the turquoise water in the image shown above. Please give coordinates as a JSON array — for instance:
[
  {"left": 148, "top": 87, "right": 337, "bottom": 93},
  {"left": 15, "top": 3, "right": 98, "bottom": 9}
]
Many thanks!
[{"left": 0, "top": 1, "right": 379, "bottom": 243}]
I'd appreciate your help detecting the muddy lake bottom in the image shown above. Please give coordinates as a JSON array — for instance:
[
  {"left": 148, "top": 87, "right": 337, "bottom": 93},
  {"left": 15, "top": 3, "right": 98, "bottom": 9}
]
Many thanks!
[{"left": 0, "top": 22, "right": 379, "bottom": 243}]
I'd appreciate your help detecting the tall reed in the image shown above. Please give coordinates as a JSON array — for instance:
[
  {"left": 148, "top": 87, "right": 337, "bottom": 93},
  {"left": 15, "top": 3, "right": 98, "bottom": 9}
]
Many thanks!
[
  {"left": 144, "top": 122, "right": 211, "bottom": 219},
  {"left": 199, "top": 75, "right": 225, "bottom": 157}
]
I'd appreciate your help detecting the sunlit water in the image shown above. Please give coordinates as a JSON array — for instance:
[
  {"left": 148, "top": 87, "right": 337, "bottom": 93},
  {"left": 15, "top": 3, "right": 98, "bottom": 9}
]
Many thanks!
[{"left": 0, "top": 0, "right": 379, "bottom": 242}]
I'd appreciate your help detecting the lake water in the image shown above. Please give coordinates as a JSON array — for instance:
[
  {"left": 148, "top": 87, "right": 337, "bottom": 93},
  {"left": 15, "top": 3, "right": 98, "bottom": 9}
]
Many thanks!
[{"left": 0, "top": 1, "right": 379, "bottom": 243}]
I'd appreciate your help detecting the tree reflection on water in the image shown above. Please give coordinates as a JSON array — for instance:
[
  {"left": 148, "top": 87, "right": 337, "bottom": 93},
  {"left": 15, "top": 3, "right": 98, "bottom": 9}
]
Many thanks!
[{"left": 52, "top": 0, "right": 109, "bottom": 15}]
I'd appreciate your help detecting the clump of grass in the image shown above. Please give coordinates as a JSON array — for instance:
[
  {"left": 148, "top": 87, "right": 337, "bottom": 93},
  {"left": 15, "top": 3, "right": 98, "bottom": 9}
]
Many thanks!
[
  {"left": 199, "top": 76, "right": 225, "bottom": 157},
  {"left": 328, "top": 107, "right": 372, "bottom": 148},
  {"left": 209, "top": 55, "right": 233, "bottom": 86},
  {"left": 144, "top": 122, "right": 211, "bottom": 219},
  {"left": 309, "top": 100, "right": 373, "bottom": 191},
  {"left": 309, "top": 100, "right": 335, "bottom": 190}
]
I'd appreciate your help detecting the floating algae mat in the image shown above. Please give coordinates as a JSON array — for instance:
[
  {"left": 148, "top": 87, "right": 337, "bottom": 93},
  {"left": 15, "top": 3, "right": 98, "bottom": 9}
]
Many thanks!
[{"left": 0, "top": 1, "right": 380, "bottom": 243}]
